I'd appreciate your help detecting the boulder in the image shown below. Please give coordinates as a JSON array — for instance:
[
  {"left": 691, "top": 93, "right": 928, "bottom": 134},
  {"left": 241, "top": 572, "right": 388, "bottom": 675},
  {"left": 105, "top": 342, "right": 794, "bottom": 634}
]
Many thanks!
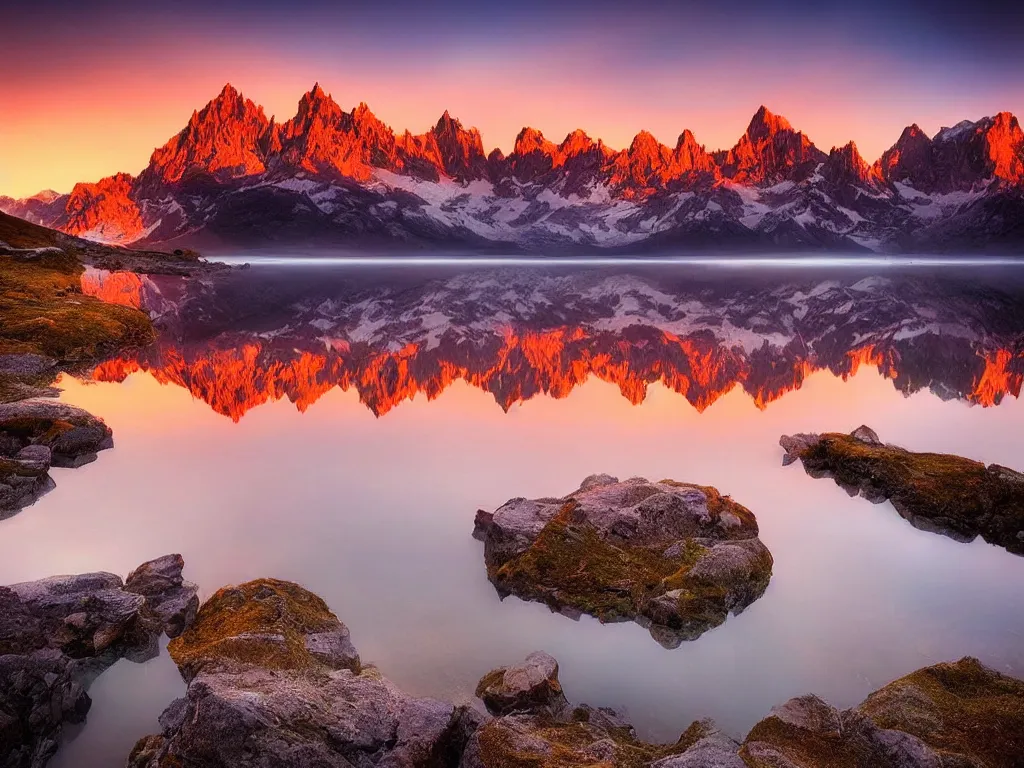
[
  {"left": 781, "top": 427, "right": 1024, "bottom": 556},
  {"left": 0, "top": 556, "right": 198, "bottom": 768},
  {"left": 475, "top": 651, "right": 568, "bottom": 716},
  {"left": 741, "top": 657, "right": 1024, "bottom": 767},
  {"left": 475, "top": 475, "right": 773, "bottom": 647},
  {"left": 124, "top": 554, "right": 199, "bottom": 639},
  {"left": 0, "top": 399, "right": 114, "bottom": 517},
  {"left": 462, "top": 655, "right": 742, "bottom": 768},
  {"left": 130, "top": 578, "right": 477, "bottom": 768}
]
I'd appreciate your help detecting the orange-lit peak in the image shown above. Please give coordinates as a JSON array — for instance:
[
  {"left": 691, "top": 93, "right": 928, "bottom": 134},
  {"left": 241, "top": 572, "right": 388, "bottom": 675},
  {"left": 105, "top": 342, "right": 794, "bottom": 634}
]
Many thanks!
[
  {"left": 747, "top": 105, "right": 794, "bottom": 140},
  {"left": 514, "top": 127, "right": 557, "bottom": 156},
  {"left": 559, "top": 129, "right": 597, "bottom": 155}
]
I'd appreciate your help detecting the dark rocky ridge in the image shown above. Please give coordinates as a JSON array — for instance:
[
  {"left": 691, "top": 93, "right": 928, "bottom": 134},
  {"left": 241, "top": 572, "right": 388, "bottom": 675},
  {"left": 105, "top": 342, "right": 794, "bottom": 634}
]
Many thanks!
[{"left": 781, "top": 425, "right": 1024, "bottom": 556}]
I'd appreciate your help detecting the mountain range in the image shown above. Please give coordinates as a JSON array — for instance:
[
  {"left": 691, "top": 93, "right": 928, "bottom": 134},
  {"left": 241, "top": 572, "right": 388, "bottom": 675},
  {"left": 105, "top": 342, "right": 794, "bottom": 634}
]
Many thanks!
[
  {"left": 80, "top": 266, "right": 1024, "bottom": 419},
  {"left": 4, "top": 84, "right": 1024, "bottom": 253}
]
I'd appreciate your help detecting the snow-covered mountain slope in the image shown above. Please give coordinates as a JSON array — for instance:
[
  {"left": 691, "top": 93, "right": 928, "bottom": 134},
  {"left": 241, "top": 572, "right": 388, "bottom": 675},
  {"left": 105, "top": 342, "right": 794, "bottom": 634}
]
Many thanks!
[{"left": 4, "top": 85, "right": 1024, "bottom": 253}]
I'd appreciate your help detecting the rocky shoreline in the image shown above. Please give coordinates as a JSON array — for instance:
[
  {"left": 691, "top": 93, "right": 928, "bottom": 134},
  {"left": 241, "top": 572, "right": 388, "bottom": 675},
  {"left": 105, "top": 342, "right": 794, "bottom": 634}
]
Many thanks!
[
  {"left": 4, "top": 565, "right": 1021, "bottom": 767},
  {"left": 1, "top": 211, "right": 232, "bottom": 517},
  {"left": 0, "top": 555, "right": 197, "bottom": 768},
  {"left": 0, "top": 399, "right": 116, "bottom": 518},
  {"left": 474, "top": 475, "right": 774, "bottom": 648},
  {"left": 781, "top": 425, "right": 1024, "bottom": 556}
]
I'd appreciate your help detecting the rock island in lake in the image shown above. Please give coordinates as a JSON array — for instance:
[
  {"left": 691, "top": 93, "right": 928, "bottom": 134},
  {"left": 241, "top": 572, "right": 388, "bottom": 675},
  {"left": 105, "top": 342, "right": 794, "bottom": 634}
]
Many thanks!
[{"left": 473, "top": 474, "right": 774, "bottom": 647}]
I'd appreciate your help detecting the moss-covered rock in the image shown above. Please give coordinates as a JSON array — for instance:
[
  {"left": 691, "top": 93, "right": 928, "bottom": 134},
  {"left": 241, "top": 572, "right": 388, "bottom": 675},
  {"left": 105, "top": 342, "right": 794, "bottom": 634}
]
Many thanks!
[
  {"left": 476, "top": 651, "right": 569, "bottom": 717},
  {"left": 476, "top": 475, "right": 773, "bottom": 647},
  {"left": 0, "top": 252, "right": 154, "bottom": 363},
  {"left": 135, "top": 578, "right": 481, "bottom": 768},
  {"left": 464, "top": 653, "right": 743, "bottom": 768},
  {"left": 781, "top": 426, "right": 1024, "bottom": 556},
  {"left": 167, "top": 578, "right": 360, "bottom": 680},
  {"left": 742, "top": 657, "right": 1024, "bottom": 767}
]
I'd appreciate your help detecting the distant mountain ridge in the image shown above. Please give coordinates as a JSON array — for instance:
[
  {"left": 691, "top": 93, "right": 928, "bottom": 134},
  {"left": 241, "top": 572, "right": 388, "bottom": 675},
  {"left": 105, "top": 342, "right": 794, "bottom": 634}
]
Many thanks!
[{"left": 3, "top": 83, "right": 1024, "bottom": 252}]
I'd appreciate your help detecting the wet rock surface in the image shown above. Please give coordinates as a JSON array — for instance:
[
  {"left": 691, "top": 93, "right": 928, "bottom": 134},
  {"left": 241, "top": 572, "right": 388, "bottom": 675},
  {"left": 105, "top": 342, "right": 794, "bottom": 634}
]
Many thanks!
[
  {"left": 475, "top": 475, "right": 774, "bottom": 647},
  {"left": 129, "top": 578, "right": 481, "bottom": 768},
  {"left": 781, "top": 425, "right": 1024, "bottom": 555},
  {"left": 0, "top": 399, "right": 114, "bottom": 518},
  {"left": 0, "top": 555, "right": 198, "bottom": 768}
]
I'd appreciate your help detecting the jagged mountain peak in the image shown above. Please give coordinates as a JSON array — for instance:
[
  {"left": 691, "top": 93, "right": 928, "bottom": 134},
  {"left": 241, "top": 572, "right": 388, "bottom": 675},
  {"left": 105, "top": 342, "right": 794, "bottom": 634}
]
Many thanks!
[
  {"left": 747, "top": 105, "right": 795, "bottom": 141},
  {"left": 145, "top": 83, "right": 271, "bottom": 186},
  {"left": 824, "top": 141, "right": 876, "bottom": 187},
  {"left": 10, "top": 84, "right": 1024, "bottom": 252},
  {"left": 514, "top": 127, "right": 557, "bottom": 156}
]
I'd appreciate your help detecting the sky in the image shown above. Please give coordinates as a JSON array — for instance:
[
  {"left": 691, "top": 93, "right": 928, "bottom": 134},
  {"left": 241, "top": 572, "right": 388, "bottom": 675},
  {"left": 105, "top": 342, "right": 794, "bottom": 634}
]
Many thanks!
[{"left": 1, "top": 0, "right": 1022, "bottom": 198}]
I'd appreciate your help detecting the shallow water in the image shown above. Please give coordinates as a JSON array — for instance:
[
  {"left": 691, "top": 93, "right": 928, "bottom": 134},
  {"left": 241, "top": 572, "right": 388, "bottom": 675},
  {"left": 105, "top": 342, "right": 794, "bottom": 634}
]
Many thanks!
[{"left": 3, "top": 262, "right": 1024, "bottom": 766}]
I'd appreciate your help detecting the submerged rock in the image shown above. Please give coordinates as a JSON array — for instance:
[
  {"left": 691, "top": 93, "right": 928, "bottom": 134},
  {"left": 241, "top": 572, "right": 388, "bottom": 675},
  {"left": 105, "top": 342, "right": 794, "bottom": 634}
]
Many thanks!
[
  {"left": 474, "top": 475, "right": 774, "bottom": 647},
  {"left": 742, "top": 657, "right": 1024, "bottom": 767},
  {"left": 0, "top": 555, "right": 198, "bottom": 768},
  {"left": 130, "top": 578, "right": 480, "bottom": 768},
  {"left": 781, "top": 426, "right": 1024, "bottom": 555},
  {"left": 0, "top": 398, "right": 114, "bottom": 518}
]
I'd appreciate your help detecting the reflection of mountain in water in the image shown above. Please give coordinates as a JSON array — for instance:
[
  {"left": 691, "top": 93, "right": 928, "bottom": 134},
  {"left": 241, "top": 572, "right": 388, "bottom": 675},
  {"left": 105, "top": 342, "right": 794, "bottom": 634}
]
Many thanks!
[{"left": 81, "top": 267, "right": 1024, "bottom": 421}]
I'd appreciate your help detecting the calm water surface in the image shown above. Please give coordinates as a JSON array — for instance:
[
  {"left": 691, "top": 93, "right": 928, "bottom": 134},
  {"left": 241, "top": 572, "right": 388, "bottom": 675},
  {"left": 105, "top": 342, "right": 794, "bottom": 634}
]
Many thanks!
[{"left": 1, "top": 262, "right": 1023, "bottom": 767}]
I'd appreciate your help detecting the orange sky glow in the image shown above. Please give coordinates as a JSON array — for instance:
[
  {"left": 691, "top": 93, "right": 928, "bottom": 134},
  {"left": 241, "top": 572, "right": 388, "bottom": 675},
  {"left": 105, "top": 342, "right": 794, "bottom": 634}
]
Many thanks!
[{"left": 1, "top": 7, "right": 1021, "bottom": 198}]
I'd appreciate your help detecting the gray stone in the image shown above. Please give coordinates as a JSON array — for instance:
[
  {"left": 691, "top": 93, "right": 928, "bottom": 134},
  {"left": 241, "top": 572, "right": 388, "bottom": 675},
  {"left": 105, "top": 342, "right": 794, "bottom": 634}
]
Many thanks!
[
  {"left": 124, "top": 554, "right": 199, "bottom": 639},
  {"left": 476, "top": 651, "right": 568, "bottom": 717},
  {"left": 0, "top": 557, "right": 198, "bottom": 768},
  {"left": 851, "top": 424, "right": 882, "bottom": 444}
]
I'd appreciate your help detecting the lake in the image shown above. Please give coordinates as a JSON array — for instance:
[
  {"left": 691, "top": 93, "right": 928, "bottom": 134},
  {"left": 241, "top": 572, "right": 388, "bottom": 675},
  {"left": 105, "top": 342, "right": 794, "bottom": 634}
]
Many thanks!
[{"left": 2, "top": 260, "right": 1023, "bottom": 767}]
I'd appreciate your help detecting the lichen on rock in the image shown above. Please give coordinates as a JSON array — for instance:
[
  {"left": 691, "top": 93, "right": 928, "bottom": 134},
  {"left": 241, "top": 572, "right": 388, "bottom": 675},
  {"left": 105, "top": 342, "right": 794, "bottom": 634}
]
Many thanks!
[
  {"left": 475, "top": 475, "right": 773, "bottom": 647},
  {"left": 781, "top": 425, "right": 1024, "bottom": 555},
  {"left": 133, "top": 578, "right": 481, "bottom": 768},
  {"left": 742, "top": 657, "right": 1024, "bottom": 767}
]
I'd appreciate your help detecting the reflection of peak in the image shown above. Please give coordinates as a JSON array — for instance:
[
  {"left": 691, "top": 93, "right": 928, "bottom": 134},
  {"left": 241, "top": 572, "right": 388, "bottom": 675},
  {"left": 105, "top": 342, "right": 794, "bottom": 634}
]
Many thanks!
[{"left": 85, "top": 270, "right": 1024, "bottom": 421}]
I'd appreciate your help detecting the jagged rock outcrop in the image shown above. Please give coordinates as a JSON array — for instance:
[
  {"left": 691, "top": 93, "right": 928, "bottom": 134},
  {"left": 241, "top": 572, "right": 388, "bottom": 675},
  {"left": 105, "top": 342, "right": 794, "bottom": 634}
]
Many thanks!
[
  {"left": 781, "top": 426, "right": 1024, "bottom": 555},
  {"left": 716, "top": 106, "right": 827, "bottom": 184},
  {"left": 0, "top": 399, "right": 113, "bottom": 517},
  {"left": 475, "top": 474, "right": 773, "bottom": 648},
  {"left": 142, "top": 84, "right": 274, "bottom": 187},
  {"left": 128, "top": 578, "right": 482, "bottom": 768},
  {"left": 58, "top": 173, "right": 143, "bottom": 243},
  {"left": 0, "top": 556, "right": 198, "bottom": 768}
]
